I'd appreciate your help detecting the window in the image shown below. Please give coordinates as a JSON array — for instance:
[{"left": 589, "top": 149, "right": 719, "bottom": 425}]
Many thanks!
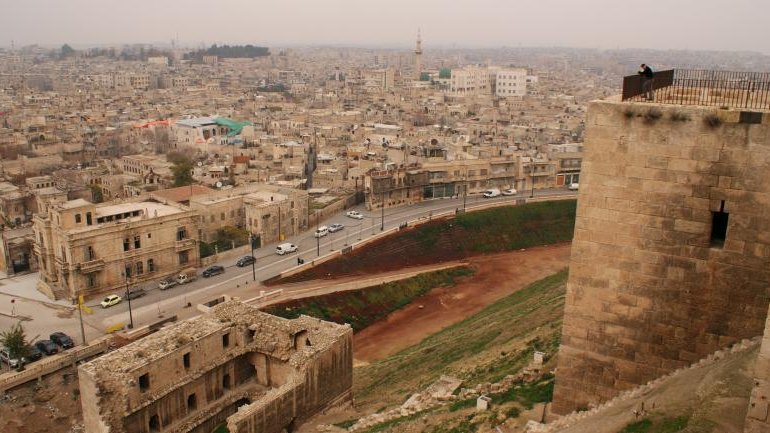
[
  {"left": 179, "top": 251, "right": 189, "bottom": 265},
  {"left": 183, "top": 352, "right": 190, "bottom": 369},
  {"left": 75, "top": 214, "right": 82, "bottom": 224},
  {"left": 149, "top": 415, "right": 160, "bottom": 432},
  {"left": 123, "top": 238, "right": 130, "bottom": 252},
  {"left": 147, "top": 259, "right": 155, "bottom": 272},
  {"left": 187, "top": 394, "right": 197, "bottom": 411},
  {"left": 85, "top": 246, "right": 95, "bottom": 261},
  {"left": 86, "top": 212, "right": 92, "bottom": 225},
  {"left": 124, "top": 264, "right": 132, "bottom": 278},
  {"left": 139, "top": 373, "right": 150, "bottom": 391},
  {"left": 711, "top": 201, "right": 729, "bottom": 248},
  {"left": 134, "top": 235, "right": 141, "bottom": 249},
  {"left": 223, "top": 374, "right": 231, "bottom": 390},
  {"left": 86, "top": 274, "right": 95, "bottom": 288},
  {"left": 177, "top": 227, "right": 187, "bottom": 241},
  {"left": 220, "top": 212, "right": 225, "bottom": 221},
  {"left": 136, "top": 262, "right": 143, "bottom": 275},
  {"left": 222, "top": 333, "right": 230, "bottom": 348},
  {"left": 147, "top": 233, "right": 151, "bottom": 239}
]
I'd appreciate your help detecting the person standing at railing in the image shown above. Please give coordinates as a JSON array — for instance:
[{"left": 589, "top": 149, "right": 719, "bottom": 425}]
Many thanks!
[{"left": 638, "top": 64, "right": 655, "bottom": 100}]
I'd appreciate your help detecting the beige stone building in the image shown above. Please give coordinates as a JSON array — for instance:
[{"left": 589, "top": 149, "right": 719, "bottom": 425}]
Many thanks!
[
  {"left": 78, "top": 300, "right": 353, "bottom": 433},
  {"left": 33, "top": 198, "right": 200, "bottom": 301},
  {"left": 188, "top": 184, "right": 309, "bottom": 247}
]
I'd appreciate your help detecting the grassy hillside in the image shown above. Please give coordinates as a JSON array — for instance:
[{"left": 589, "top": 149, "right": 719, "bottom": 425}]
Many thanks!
[
  {"left": 263, "top": 267, "right": 474, "bottom": 331},
  {"left": 354, "top": 269, "right": 568, "bottom": 408},
  {"left": 266, "top": 200, "right": 576, "bottom": 285}
]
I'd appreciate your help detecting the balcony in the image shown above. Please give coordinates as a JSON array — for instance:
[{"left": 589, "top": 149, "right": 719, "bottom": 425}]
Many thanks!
[
  {"left": 78, "top": 259, "right": 105, "bottom": 274},
  {"left": 175, "top": 238, "right": 196, "bottom": 252},
  {"left": 622, "top": 69, "right": 770, "bottom": 109}
]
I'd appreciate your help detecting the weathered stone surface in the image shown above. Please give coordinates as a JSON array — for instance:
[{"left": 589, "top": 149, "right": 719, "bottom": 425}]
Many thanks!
[{"left": 553, "top": 100, "right": 770, "bottom": 415}]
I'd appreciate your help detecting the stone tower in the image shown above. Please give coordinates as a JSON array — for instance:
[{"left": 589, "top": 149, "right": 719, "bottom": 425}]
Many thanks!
[
  {"left": 552, "top": 78, "right": 770, "bottom": 414},
  {"left": 414, "top": 29, "right": 423, "bottom": 80}
]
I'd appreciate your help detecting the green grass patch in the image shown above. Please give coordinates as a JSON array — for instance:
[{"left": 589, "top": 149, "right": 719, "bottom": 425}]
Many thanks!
[
  {"left": 489, "top": 374, "right": 554, "bottom": 409},
  {"left": 265, "top": 267, "right": 474, "bottom": 331},
  {"left": 620, "top": 419, "right": 652, "bottom": 433},
  {"left": 333, "top": 418, "right": 358, "bottom": 429},
  {"left": 619, "top": 416, "right": 689, "bottom": 433},
  {"left": 355, "top": 270, "right": 568, "bottom": 406},
  {"left": 212, "top": 423, "right": 229, "bottom": 433},
  {"left": 449, "top": 397, "right": 477, "bottom": 412}
]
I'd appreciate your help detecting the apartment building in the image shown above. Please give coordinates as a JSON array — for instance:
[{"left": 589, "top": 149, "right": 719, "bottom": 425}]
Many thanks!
[
  {"left": 494, "top": 68, "right": 528, "bottom": 97},
  {"left": 33, "top": 198, "right": 200, "bottom": 301},
  {"left": 447, "top": 66, "right": 490, "bottom": 97}
]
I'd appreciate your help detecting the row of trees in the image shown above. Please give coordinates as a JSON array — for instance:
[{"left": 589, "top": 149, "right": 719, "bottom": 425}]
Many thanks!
[
  {"left": 185, "top": 44, "right": 270, "bottom": 62},
  {"left": 1, "top": 323, "right": 29, "bottom": 371}
]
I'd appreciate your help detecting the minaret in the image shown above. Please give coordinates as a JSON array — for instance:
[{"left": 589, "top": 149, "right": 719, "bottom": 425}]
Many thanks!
[{"left": 414, "top": 29, "right": 423, "bottom": 80}]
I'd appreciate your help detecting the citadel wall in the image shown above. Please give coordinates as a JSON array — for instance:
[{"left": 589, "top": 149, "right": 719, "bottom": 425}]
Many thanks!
[{"left": 553, "top": 99, "right": 770, "bottom": 413}]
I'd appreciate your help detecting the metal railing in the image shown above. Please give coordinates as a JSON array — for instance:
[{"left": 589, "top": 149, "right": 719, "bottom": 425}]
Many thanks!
[{"left": 622, "top": 69, "right": 770, "bottom": 109}]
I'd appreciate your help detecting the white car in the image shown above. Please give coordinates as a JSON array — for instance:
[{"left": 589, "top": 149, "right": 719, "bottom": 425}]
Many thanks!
[
  {"left": 314, "top": 226, "right": 329, "bottom": 238},
  {"left": 502, "top": 188, "right": 517, "bottom": 196},
  {"left": 482, "top": 188, "right": 501, "bottom": 198},
  {"left": 100, "top": 294, "right": 122, "bottom": 308},
  {"left": 275, "top": 243, "right": 298, "bottom": 255},
  {"left": 568, "top": 183, "right": 579, "bottom": 191},
  {"left": 346, "top": 210, "right": 364, "bottom": 219}
]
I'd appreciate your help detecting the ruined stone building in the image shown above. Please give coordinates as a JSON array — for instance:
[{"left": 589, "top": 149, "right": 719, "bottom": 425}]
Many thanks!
[
  {"left": 78, "top": 301, "right": 353, "bottom": 433},
  {"left": 553, "top": 70, "right": 770, "bottom": 415},
  {"left": 33, "top": 198, "right": 200, "bottom": 301}
]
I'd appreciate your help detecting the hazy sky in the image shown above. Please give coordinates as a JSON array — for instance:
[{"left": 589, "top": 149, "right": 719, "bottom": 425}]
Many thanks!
[{"left": 1, "top": 0, "right": 768, "bottom": 53}]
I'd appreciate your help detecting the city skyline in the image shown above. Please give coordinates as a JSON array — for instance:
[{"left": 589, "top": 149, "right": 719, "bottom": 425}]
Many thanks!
[{"left": 1, "top": 0, "right": 768, "bottom": 53}]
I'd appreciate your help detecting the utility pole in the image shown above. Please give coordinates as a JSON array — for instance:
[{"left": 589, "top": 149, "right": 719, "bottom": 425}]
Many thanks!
[
  {"left": 316, "top": 210, "right": 320, "bottom": 256},
  {"left": 380, "top": 190, "right": 385, "bottom": 231},
  {"left": 250, "top": 233, "right": 256, "bottom": 281},
  {"left": 462, "top": 172, "right": 468, "bottom": 212},
  {"left": 77, "top": 290, "right": 87, "bottom": 345}
]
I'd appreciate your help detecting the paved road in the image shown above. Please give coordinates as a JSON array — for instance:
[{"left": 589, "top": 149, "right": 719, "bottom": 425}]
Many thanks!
[{"left": 0, "top": 188, "right": 576, "bottom": 350}]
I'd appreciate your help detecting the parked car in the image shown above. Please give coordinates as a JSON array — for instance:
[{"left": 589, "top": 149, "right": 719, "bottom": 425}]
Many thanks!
[
  {"left": 482, "top": 188, "right": 502, "bottom": 198},
  {"left": 158, "top": 277, "right": 178, "bottom": 290},
  {"left": 328, "top": 223, "right": 344, "bottom": 233},
  {"left": 236, "top": 255, "right": 256, "bottom": 267},
  {"left": 22, "top": 345, "right": 43, "bottom": 363},
  {"left": 202, "top": 265, "right": 225, "bottom": 277},
  {"left": 49, "top": 332, "right": 74, "bottom": 349},
  {"left": 346, "top": 210, "right": 364, "bottom": 219},
  {"left": 125, "top": 287, "right": 147, "bottom": 300},
  {"left": 35, "top": 339, "right": 59, "bottom": 356},
  {"left": 314, "top": 226, "right": 329, "bottom": 238},
  {"left": 176, "top": 268, "right": 198, "bottom": 285},
  {"left": 0, "top": 347, "right": 21, "bottom": 368},
  {"left": 502, "top": 188, "right": 517, "bottom": 196},
  {"left": 568, "top": 183, "right": 579, "bottom": 191},
  {"left": 100, "top": 294, "right": 122, "bottom": 308},
  {"left": 275, "top": 243, "right": 298, "bottom": 255}
]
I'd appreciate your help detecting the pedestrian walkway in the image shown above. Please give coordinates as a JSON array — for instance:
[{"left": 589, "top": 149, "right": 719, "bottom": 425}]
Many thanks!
[{"left": 0, "top": 272, "right": 73, "bottom": 310}]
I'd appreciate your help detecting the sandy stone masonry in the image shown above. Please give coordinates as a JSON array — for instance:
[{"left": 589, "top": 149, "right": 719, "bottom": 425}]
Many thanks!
[
  {"left": 552, "top": 98, "right": 770, "bottom": 414},
  {"left": 78, "top": 300, "right": 353, "bottom": 433}
]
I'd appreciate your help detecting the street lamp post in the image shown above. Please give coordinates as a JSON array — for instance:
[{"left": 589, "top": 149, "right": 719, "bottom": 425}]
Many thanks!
[
  {"left": 123, "top": 272, "right": 134, "bottom": 329},
  {"left": 316, "top": 210, "right": 320, "bottom": 256},
  {"left": 380, "top": 190, "right": 385, "bottom": 231}
]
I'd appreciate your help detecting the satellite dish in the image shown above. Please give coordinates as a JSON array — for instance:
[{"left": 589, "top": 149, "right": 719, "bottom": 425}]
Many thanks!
[
  {"left": 197, "top": 161, "right": 202, "bottom": 167},
  {"left": 216, "top": 181, "right": 223, "bottom": 188}
]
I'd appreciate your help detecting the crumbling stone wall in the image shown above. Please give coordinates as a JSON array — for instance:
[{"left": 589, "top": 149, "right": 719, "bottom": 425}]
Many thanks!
[
  {"left": 79, "top": 301, "right": 353, "bottom": 433},
  {"left": 553, "top": 100, "right": 770, "bottom": 414}
]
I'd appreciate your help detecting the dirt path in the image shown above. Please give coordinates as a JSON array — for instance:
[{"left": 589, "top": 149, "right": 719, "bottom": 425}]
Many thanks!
[{"left": 353, "top": 243, "right": 571, "bottom": 363}]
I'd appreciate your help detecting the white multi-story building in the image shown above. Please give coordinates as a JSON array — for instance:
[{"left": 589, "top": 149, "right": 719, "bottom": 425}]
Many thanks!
[{"left": 494, "top": 68, "right": 528, "bottom": 97}]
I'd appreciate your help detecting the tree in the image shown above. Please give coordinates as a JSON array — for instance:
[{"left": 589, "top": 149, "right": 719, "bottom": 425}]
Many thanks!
[
  {"left": 61, "top": 44, "right": 76, "bottom": 58},
  {"left": 171, "top": 156, "right": 194, "bottom": 187},
  {"left": 0, "top": 323, "right": 30, "bottom": 371}
]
